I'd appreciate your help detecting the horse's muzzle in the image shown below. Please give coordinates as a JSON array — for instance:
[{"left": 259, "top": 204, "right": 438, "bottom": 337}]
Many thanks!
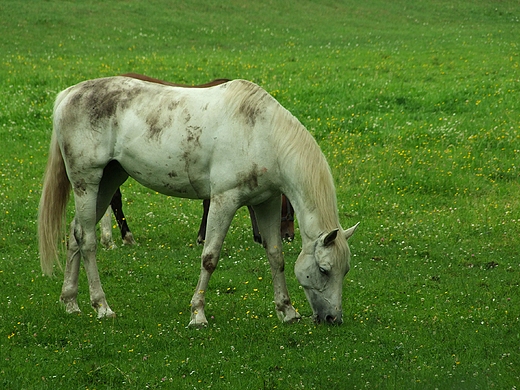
[{"left": 314, "top": 313, "right": 343, "bottom": 325}]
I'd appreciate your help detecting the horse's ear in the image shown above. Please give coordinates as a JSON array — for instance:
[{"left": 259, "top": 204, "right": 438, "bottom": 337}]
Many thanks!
[
  {"left": 344, "top": 222, "right": 360, "bottom": 240},
  {"left": 323, "top": 229, "right": 339, "bottom": 246}
]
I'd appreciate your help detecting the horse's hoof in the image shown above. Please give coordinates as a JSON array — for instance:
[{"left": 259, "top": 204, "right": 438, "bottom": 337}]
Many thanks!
[
  {"left": 187, "top": 319, "right": 208, "bottom": 329},
  {"left": 101, "top": 238, "right": 116, "bottom": 249},
  {"left": 278, "top": 308, "right": 301, "bottom": 324},
  {"left": 284, "top": 315, "right": 301, "bottom": 324},
  {"left": 95, "top": 304, "right": 116, "bottom": 319},
  {"left": 97, "top": 311, "right": 116, "bottom": 319},
  {"left": 123, "top": 232, "right": 136, "bottom": 246},
  {"left": 63, "top": 300, "right": 81, "bottom": 315}
]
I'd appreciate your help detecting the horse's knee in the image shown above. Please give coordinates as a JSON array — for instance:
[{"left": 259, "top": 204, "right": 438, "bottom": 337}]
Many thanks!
[
  {"left": 264, "top": 245, "right": 285, "bottom": 272},
  {"left": 202, "top": 252, "right": 218, "bottom": 273}
]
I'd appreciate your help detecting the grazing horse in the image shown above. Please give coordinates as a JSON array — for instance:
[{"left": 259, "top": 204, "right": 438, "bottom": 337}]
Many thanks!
[
  {"left": 38, "top": 77, "right": 358, "bottom": 326},
  {"left": 99, "top": 74, "right": 295, "bottom": 248}
]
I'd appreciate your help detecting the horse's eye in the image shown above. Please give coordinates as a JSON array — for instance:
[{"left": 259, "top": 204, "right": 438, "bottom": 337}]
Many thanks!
[{"left": 319, "top": 267, "right": 328, "bottom": 275}]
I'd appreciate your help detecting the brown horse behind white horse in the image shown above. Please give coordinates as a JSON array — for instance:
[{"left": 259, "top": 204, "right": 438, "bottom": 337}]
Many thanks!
[{"left": 38, "top": 76, "right": 358, "bottom": 327}]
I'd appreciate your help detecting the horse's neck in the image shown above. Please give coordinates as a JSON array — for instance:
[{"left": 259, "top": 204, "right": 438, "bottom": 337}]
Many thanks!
[
  {"left": 269, "top": 108, "right": 340, "bottom": 244},
  {"left": 281, "top": 160, "right": 340, "bottom": 245},
  {"left": 286, "top": 192, "right": 337, "bottom": 245}
]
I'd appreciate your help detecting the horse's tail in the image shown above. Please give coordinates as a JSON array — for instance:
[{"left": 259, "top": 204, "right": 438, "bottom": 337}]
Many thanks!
[{"left": 38, "top": 126, "right": 71, "bottom": 276}]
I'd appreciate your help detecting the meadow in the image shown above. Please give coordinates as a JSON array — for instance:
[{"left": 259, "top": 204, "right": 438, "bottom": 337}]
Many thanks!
[{"left": 1, "top": 0, "right": 519, "bottom": 388}]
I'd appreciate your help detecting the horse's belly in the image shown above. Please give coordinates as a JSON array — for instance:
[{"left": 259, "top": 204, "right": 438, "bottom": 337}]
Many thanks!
[{"left": 121, "top": 159, "right": 210, "bottom": 199}]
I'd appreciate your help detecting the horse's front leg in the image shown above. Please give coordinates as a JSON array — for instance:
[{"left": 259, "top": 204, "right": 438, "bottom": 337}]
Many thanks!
[
  {"left": 189, "top": 196, "right": 236, "bottom": 328},
  {"left": 253, "top": 198, "right": 301, "bottom": 323}
]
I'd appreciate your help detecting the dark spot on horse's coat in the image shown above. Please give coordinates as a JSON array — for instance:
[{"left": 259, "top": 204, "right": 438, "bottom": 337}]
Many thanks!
[
  {"left": 168, "top": 97, "right": 185, "bottom": 111},
  {"left": 62, "top": 141, "right": 72, "bottom": 161},
  {"left": 245, "top": 171, "right": 258, "bottom": 190},
  {"left": 168, "top": 170, "right": 178, "bottom": 178},
  {"left": 123, "top": 85, "right": 144, "bottom": 103},
  {"left": 238, "top": 163, "right": 260, "bottom": 191},
  {"left": 186, "top": 126, "right": 202, "bottom": 145},
  {"left": 162, "top": 181, "right": 185, "bottom": 193},
  {"left": 239, "top": 101, "right": 263, "bottom": 127},
  {"left": 85, "top": 82, "right": 121, "bottom": 125},
  {"left": 68, "top": 90, "right": 82, "bottom": 108},
  {"left": 236, "top": 82, "right": 268, "bottom": 127},
  {"left": 146, "top": 113, "right": 162, "bottom": 139},
  {"left": 66, "top": 78, "right": 149, "bottom": 131},
  {"left": 202, "top": 254, "right": 216, "bottom": 273},
  {"left": 73, "top": 179, "right": 87, "bottom": 196},
  {"left": 68, "top": 79, "right": 139, "bottom": 129},
  {"left": 168, "top": 101, "right": 178, "bottom": 111}
]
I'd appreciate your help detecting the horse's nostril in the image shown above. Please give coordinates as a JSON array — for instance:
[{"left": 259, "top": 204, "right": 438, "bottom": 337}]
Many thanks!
[
  {"left": 326, "top": 315, "right": 336, "bottom": 324},
  {"left": 325, "top": 314, "right": 343, "bottom": 325}
]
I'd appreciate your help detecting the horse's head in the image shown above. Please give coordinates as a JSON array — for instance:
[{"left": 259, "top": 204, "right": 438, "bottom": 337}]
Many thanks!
[{"left": 294, "top": 223, "right": 359, "bottom": 324}]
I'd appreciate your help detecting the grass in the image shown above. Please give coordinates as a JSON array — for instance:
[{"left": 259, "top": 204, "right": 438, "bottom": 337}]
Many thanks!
[{"left": 1, "top": 0, "right": 519, "bottom": 388}]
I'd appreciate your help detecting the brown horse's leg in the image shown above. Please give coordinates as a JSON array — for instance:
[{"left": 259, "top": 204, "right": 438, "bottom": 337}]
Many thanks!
[
  {"left": 247, "top": 206, "right": 263, "bottom": 244},
  {"left": 197, "top": 199, "right": 211, "bottom": 244},
  {"left": 110, "top": 187, "right": 135, "bottom": 245},
  {"left": 280, "top": 195, "right": 295, "bottom": 242}
]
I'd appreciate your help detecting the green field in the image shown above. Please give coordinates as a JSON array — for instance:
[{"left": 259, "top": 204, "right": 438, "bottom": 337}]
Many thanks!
[{"left": 1, "top": 0, "right": 519, "bottom": 388}]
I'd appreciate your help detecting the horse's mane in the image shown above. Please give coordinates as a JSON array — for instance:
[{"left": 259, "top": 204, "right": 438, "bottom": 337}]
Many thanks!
[
  {"left": 225, "top": 80, "right": 341, "bottom": 233},
  {"left": 275, "top": 112, "right": 341, "bottom": 232}
]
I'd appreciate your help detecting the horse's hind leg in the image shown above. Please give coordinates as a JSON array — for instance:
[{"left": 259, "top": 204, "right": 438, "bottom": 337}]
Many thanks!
[
  {"left": 61, "top": 214, "right": 114, "bottom": 316},
  {"left": 70, "top": 189, "right": 116, "bottom": 318},
  {"left": 65, "top": 163, "right": 126, "bottom": 318},
  {"left": 60, "top": 220, "right": 82, "bottom": 314}
]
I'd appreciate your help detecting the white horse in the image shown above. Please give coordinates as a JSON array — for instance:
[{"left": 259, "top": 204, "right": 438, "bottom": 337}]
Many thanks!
[{"left": 38, "top": 77, "right": 358, "bottom": 327}]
